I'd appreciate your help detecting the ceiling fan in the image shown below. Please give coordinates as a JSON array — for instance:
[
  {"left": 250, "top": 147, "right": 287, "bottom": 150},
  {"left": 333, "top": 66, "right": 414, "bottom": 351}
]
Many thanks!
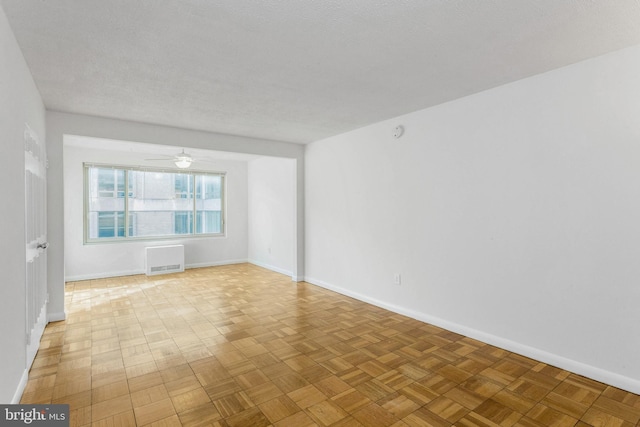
[{"left": 145, "top": 149, "right": 200, "bottom": 169}]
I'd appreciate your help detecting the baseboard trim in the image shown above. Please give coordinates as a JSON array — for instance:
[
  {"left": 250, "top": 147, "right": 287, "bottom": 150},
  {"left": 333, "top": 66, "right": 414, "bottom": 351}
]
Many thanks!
[
  {"left": 48, "top": 311, "right": 66, "bottom": 322},
  {"left": 65, "top": 260, "right": 250, "bottom": 282},
  {"left": 304, "top": 276, "right": 640, "bottom": 395},
  {"left": 186, "top": 259, "right": 248, "bottom": 269},
  {"left": 248, "top": 260, "right": 293, "bottom": 278},
  {"left": 12, "top": 369, "right": 28, "bottom": 404},
  {"left": 65, "top": 269, "right": 145, "bottom": 282},
  {"left": 27, "top": 302, "right": 48, "bottom": 372}
]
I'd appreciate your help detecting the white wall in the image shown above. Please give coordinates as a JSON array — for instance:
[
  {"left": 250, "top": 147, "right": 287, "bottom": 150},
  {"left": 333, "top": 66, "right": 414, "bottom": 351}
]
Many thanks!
[
  {"left": 305, "top": 44, "right": 640, "bottom": 394},
  {"left": 248, "top": 157, "right": 296, "bottom": 276},
  {"left": 63, "top": 144, "right": 249, "bottom": 280},
  {"left": 0, "top": 6, "right": 46, "bottom": 403}
]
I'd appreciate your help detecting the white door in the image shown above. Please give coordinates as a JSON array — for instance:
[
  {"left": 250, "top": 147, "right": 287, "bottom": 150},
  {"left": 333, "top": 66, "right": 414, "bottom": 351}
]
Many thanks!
[{"left": 24, "top": 124, "right": 48, "bottom": 368}]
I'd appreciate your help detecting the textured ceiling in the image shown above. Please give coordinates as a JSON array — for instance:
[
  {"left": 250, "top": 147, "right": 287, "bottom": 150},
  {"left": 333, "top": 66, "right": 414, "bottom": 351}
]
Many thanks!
[{"left": 3, "top": 1, "right": 640, "bottom": 144}]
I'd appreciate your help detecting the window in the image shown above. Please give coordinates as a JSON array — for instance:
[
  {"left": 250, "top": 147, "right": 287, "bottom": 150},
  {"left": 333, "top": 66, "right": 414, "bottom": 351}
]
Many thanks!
[
  {"left": 174, "top": 211, "right": 193, "bottom": 235},
  {"left": 97, "top": 168, "right": 132, "bottom": 198},
  {"left": 85, "top": 164, "right": 224, "bottom": 242},
  {"left": 97, "top": 212, "right": 124, "bottom": 238}
]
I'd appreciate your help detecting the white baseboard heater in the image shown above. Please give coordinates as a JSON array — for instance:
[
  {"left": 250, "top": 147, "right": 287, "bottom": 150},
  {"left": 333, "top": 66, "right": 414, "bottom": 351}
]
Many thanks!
[{"left": 145, "top": 245, "right": 185, "bottom": 276}]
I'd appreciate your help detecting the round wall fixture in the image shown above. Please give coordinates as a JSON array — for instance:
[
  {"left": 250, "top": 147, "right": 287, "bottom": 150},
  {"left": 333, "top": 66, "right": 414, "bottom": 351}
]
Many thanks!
[{"left": 393, "top": 125, "right": 404, "bottom": 138}]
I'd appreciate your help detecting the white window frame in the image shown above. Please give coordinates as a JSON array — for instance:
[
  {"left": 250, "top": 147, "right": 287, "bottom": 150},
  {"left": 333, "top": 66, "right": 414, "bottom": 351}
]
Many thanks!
[{"left": 84, "top": 163, "right": 226, "bottom": 243}]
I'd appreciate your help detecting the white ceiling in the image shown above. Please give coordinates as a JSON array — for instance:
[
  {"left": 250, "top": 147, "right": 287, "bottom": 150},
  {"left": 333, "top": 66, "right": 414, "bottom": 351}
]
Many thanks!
[{"left": 3, "top": 1, "right": 640, "bottom": 144}]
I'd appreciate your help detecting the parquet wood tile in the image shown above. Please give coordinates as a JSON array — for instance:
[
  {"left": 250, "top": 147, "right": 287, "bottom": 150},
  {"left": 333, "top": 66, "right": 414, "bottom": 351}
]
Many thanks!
[
  {"left": 273, "top": 410, "right": 316, "bottom": 427},
  {"left": 306, "top": 399, "right": 349, "bottom": 425},
  {"left": 131, "top": 384, "right": 169, "bottom": 408},
  {"left": 286, "top": 384, "right": 325, "bottom": 410},
  {"left": 133, "top": 398, "right": 176, "bottom": 426},
  {"left": 20, "top": 263, "right": 640, "bottom": 426},
  {"left": 91, "top": 394, "right": 133, "bottom": 422},
  {"left": 92, "top": 379, "right": 130, "bottom": 403},
  {"left": 144, "top": 414, "right": 183, "bottom": 427},
  {"left": 352, "top": 402, "right": 400, "bottom": 427},
  {"left": 92, "top": 409, "right": 136, "bottom": 427},
  {"left": 257, "top": 395, "right": 299, "bottom": 423}
]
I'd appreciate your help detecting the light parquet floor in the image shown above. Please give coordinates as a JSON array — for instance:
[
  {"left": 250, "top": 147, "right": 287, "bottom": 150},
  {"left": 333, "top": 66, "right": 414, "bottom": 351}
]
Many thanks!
[{"left": 22, "top": 264, "right": 640, "bottom": 426}]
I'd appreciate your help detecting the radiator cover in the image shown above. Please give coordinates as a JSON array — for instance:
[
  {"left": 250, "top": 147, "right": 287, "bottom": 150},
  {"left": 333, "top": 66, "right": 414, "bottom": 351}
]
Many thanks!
[{"left": 145, "top": 245, "right": 185, "bottom": 276}]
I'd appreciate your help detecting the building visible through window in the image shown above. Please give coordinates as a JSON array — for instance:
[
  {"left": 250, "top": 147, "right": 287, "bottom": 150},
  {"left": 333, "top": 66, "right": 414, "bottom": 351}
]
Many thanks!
[{"left": 85, "top": 165, "right": 224, "bottom": 241}]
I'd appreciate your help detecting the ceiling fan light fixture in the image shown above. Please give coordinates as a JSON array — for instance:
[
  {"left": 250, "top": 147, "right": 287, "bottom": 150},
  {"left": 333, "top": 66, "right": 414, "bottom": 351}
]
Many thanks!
[{"left": 174, "top": 156, "right": 192, "bottom": 168}]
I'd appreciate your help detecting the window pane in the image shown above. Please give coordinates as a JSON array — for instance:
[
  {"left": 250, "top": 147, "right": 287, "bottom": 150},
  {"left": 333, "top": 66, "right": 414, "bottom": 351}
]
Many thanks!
[
  {"left": 175, "top": 175, "right": 190, "bottom": 198},
  {"left": 195, "top": 175, "right": 222, "bottom": 234},
  {"left": 196, "top": 211, "right": 221, "bottom": 234},
  {"left": 97, "top": 169, "right": 114, "bottom": 197},
  {"left": 128, "top": 170, "right": 193, "bottom": 237},
  {"left": 95, "top": 212, "right": 125, "bottom": 237},
  {"left": 98, "top": 212, "right": 113, "bottom": 237},
  {"left": 174, "top": 211, "right": 193, "bottom": 234},
  {"left": 129, "top": 213, "right": 134, "bottom": 236},
  {"left": 88, "top": 167, "right": 125, "bottom": 239}
]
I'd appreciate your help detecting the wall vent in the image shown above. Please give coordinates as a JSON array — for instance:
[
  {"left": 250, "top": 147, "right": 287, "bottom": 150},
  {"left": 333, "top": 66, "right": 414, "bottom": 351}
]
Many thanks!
[{"left": 145, "top": 245, "right": 185, "bottom": 276}]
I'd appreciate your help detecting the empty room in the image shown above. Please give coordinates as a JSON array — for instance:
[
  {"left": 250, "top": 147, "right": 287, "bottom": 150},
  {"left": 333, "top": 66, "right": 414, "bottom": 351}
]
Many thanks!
[{"left": 1, "top": 1, "right": 640, "bottom": 426}]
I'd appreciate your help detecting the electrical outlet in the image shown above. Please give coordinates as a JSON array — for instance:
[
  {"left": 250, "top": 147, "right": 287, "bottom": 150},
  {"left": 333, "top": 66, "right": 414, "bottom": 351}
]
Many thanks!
[{"left": 394, "top": 273, "right": 401, "bottom": 286}]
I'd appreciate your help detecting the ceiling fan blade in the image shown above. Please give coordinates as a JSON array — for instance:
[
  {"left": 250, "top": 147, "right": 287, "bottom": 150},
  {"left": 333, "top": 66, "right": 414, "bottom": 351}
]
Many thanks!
[
  {"left": 144, "top": 150, "right": 195, "bottom": 165},
  {"left": 192, "top": 156, "right": 216, "bottom": 163}
]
